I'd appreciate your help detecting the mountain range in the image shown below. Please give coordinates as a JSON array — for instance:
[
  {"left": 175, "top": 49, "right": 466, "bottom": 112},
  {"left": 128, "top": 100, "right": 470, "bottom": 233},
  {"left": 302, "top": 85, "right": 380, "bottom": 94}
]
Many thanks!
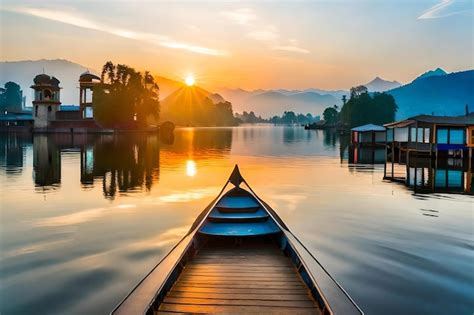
[
  {"left": 388, "top": 69, "right": 473, "bottom": 118},
  {"left": 0, "top": 59, "right": 472, "bottom": 120}
]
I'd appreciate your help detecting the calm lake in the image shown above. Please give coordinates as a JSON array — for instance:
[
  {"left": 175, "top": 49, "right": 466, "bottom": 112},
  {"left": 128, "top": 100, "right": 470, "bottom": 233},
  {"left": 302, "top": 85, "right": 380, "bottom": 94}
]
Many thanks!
[{"left": 0, "top": 125, "right": 473, "bottom": 314}]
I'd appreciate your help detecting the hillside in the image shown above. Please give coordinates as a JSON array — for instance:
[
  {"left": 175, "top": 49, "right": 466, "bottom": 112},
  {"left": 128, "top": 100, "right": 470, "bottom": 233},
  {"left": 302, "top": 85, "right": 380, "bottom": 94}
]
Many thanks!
[
  {"left": 0, "top": 59, "right": 93, "bottom": 106},
  {"left": 154, "top": 76, "right": 185, "bottom": 99},
  {"left": 387, "top": 70, "right": 474, "bottom": 119},
  {"left": 161, "top": 85, "right": 229, "bottom": 125}
]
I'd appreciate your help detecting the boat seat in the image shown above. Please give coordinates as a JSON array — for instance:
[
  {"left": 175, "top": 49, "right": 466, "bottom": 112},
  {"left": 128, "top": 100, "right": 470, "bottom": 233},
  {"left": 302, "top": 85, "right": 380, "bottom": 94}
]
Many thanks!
[
  {"left": 198, "top": 220, "right": 280, "bottom": 236},
  {"left": 215, "top": 196, "right": 260, "bottom": 212},
  {"left": 208, "top": 207, "right": 269, "bottom": 222}
]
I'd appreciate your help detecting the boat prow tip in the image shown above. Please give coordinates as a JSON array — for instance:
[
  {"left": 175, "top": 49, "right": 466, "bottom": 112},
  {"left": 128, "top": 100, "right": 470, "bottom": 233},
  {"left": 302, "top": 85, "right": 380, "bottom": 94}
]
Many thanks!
[{"left": 229, "top": 164, "right": 244, "bottom": 187}]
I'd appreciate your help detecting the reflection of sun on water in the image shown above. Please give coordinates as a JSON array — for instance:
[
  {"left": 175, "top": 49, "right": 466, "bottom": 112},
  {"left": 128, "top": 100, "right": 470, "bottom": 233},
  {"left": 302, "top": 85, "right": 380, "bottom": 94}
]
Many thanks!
[{"left": 186, "top": 160, "right": 197, "bottom": 177}]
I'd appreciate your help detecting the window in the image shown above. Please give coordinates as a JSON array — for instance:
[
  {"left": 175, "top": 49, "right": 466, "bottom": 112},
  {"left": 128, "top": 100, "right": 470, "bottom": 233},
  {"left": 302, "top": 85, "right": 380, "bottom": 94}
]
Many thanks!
[
  {"left": 424, "top": 128, "right": 430, "bottom": 143},
  {"left": 387, "top": 129, "right": 394, "bottom": 141},
  {"left": 35, "top": 105, "right": 38, "bottom": 117},
  {"left": 410, "top": 127, "right": 417, "bottom": 142},
  {"left": 44, "top": 89, "right": 52, "bottom": 100},
  {"left": 437, "top": 129, "right": 448, "bottom": 144},
  {"left": 417, "top": 128, "right": 424, "bottom": 143},
  {"left": 47, "top": 106, "right": 52, "bottom": 112},
  {"left": 449, "top": 129, "right": 464, "bottom": 144}
]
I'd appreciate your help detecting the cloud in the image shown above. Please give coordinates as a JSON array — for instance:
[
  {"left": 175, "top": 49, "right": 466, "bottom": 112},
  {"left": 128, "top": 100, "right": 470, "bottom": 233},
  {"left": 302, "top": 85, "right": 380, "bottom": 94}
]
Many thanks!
[
  {"left": 418, "top": 0, "right": 471, "bottom": 19},
  {"left": 221, "top": 8, "right": 257, "bottom": 25},
  {"left": 3, "top": 6, "right": 226, "bottom": 56},
  {"left": 222, "top": 7, "right": 310, "bottom": 54},
  {"left": 273, "top": 45, "right": 310, "bottom": 54},
  {"left": 248, "top": 26, "right": 279, "bottom": 41}
]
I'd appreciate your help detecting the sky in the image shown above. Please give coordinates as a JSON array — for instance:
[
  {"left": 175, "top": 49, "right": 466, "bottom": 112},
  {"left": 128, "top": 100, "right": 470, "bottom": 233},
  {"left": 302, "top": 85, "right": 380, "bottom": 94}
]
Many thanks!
[{"left": 0, "top": 0, "right": 473, "bottom": 91}]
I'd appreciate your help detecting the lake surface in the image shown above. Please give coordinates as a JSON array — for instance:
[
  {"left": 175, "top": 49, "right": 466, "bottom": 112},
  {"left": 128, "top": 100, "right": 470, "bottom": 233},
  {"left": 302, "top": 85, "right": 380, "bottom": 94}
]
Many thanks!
[{"left": 0, "top": 125, "right": 473, "bottom": 315}]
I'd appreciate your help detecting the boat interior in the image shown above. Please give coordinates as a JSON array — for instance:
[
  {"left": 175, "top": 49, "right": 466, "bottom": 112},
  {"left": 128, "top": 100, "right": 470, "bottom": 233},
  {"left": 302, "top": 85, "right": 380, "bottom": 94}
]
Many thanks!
[
  {"left": 147, "top": 186, "right": 325, "bottom": 314},
  {"left": 112, "top": 166, "right": 362, "bottom": 315}
]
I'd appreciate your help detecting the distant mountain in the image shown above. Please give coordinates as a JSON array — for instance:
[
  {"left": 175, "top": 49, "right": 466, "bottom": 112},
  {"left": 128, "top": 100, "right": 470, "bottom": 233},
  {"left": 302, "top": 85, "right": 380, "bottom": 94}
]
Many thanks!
[
  {"left": 363, "top": 76, "right": 401, "bottom": 92},
  {"left": 161, "top": 85, "right": 227, "bottom": 125},
  {"left": 0, "top": 59, "right": 94, "bottom": 106},
  {"left": 154, "top": 76, "right": 185, "bottom": 99},
  {"left": 414, "top": 67, "right": 447, "bottom": 81},
  {"left": 219, "top": 88, "right": 342, "bottom": 117},
  {"left": 387, "top": 70, "right": 473, "bottom": 119},
  {"left": 246, "top": 91, "right": 338, "bottom": 117}
]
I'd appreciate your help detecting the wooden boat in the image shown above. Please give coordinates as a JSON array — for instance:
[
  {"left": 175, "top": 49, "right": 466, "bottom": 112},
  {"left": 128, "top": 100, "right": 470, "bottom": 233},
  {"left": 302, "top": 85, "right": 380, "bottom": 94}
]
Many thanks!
[{"left": 112, "top": 165, "right": 363, "bottom": 315}]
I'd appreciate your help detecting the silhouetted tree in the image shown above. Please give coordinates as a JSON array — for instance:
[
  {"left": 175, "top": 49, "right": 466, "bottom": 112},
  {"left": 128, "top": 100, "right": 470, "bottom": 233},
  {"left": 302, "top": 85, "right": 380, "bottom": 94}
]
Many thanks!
[
  {"left": 323, "top": 106, "right": 339, "bottom": 124},
  {"left": 94, "top": 61, "right": 160, "bottom": 128},
  {"left": 0, "top": 81, "right": 23, "bottom": 112}
]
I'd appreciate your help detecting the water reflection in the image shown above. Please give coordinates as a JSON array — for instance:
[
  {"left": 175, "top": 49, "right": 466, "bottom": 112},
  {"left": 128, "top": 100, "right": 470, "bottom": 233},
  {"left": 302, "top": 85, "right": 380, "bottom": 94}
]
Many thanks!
[
  {"left": 1, "top": 126, "right": 473, "bottom": 315},
  {"left": 2, "top": 128, "right": 471, "bottom": 197},
  {"left": 0, "top": 128, "right": 235, "bottom": 199}
]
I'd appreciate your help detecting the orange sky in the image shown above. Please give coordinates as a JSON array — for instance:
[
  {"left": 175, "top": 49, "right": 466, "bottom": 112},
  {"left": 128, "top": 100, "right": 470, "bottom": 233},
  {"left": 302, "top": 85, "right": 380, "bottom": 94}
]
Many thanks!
[{"left": 1, "top": 1, "right": 473, "bottom": 91}]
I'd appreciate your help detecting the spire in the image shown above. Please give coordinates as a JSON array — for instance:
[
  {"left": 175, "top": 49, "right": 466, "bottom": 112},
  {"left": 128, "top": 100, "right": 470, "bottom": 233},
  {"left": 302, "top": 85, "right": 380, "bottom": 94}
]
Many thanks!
[{"left": 229, "top": 164, "right": 244, "bottom": 187}]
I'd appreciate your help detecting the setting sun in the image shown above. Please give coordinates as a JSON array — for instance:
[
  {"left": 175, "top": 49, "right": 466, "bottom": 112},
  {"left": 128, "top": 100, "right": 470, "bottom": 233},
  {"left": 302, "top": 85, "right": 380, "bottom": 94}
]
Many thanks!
[{"left": 185, "top": 75, "right": 195, "bottom": 86}]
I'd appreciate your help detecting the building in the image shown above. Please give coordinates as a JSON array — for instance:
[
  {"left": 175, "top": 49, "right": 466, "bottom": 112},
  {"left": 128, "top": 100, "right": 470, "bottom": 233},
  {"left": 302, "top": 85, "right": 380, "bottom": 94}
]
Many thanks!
[
  {"left": 385, "top": 114, "right": 474, "bottom": 158},
  {"left": 383, "top": 114, "right": 474, "bottom": 194},
  {"left": 31, "top": 74, "right": 62, "bottom": 128},
  {"left": 79, "top": 71, "right": 101, "bottom": 119},
  {"left": 350, "top": 124, "right": 386, "bottom": 146},
  {"left": 29, "top": 72, "right": 106, "bottom": 133}
]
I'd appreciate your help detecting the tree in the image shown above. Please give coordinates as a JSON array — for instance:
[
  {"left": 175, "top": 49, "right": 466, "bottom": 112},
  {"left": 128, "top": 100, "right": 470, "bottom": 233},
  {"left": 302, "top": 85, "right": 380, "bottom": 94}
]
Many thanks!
[
  {"left": 339, "top": 85, "right": 397, "bottom": 128},
  {"left": 94, "top": 61, "right": 160, "bottom": 128},
  {"left": 0, "top": 81, "right": 23, "bottom": 112},
  {"left": 323, "top": 106, "right": 339, "bottom": 124}
]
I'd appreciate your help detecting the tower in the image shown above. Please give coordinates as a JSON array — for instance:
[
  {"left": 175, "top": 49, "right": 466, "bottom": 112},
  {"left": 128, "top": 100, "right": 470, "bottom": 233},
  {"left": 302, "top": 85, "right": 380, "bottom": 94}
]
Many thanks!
[
  {"left": 31, "top": 74, "right": 61, "bottom": 128},
  {"left": 79, "top": 71, "right": 100, "bottom": 119}
]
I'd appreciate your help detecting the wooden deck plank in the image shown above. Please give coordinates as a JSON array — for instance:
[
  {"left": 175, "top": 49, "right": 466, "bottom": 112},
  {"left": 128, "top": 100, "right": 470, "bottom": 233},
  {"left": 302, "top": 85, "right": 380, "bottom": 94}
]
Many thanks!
[
  {"left": 163, "top": 297, "right": 316, "bottom": 307},
  {"left": 159, "top": 303, "right": 318, "bottom": 314},
  {"left": 157, "top": 246, "right": 320, "bottom": 314},
  {"left": 170, "top": 286, "right": 309, "bottom": 295},
  {"left": 167, "top": 291, "right": 313, "bottom": 301}
]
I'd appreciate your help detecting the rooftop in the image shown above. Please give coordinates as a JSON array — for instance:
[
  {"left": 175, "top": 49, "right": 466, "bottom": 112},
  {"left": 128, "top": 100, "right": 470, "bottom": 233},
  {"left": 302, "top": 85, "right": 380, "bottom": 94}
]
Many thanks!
[
  {"left": 351, "top": 124, "right": 386, "bottom": 132},
  {"left": 385, "top": 114, "right": 474, "bottom": 128}
]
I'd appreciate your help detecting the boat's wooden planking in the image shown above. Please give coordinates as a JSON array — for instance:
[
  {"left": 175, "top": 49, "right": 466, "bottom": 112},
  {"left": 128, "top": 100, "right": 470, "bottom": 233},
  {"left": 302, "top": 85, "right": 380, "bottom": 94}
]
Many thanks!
[
  {"left": 111, "top": 166, "right": 363, "bottom": 315},
  {"left": 156, "top": 247, "right": 321, "bottom": 315}
]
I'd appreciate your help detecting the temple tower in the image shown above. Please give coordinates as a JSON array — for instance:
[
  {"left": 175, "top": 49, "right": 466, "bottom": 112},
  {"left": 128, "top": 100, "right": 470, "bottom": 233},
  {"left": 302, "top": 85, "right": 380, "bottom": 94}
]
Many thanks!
[
  {"left": 79, "top": 71, "right": 100, "bottom": 119},
  {"left": 31, "top": 74, "right": 61, "bottom": 128}
]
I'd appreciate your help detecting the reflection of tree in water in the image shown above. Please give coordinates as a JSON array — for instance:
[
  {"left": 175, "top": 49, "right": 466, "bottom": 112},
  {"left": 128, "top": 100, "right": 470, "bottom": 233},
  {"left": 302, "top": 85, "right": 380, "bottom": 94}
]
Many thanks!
[
  {"left": 86, "top": 135, "right": 160, "bottom": 199},
  {"left": 323, "top": 129, "right": 338, "bottom": 148},
  {"left": 339, "top": 134, "right": 350, "bottom": 162}
]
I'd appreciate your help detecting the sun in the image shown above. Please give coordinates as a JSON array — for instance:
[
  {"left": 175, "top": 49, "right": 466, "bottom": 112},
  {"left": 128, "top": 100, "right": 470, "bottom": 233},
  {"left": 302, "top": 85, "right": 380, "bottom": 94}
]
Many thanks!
[{"left": 185, "top": 75, "right": 195, "bottom": 86}]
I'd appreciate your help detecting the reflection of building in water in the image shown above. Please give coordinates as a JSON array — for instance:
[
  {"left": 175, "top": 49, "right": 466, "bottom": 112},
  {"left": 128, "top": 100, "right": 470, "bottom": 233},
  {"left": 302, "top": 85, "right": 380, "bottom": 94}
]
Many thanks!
[
  {"left": 385, "top": 154, "right": 473, "bottom": 195},
  {"left": 29, "top": 134, "right": 161, "bottom": 197},
  {"left": 0, "top": 133, "right": 31, "bottom": 172},
  {"left": 349, "top": 146, "right": 386, "bottom": 164},
  {"left": 33, "top": 135, "right": 61, "bottom": 187},
  {"left": 80, "top": 135, "right": 161, "bottom": 198}
]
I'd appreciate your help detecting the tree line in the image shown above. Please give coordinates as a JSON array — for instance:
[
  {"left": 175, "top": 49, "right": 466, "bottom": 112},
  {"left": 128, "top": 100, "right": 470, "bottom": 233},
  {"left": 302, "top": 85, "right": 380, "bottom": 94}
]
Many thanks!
[
  {"left": 322, "top": 85, "right": 397, "bottom": 128},
  {"left": 236, "top": 110, "right": 320, "bottom": 124}
]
